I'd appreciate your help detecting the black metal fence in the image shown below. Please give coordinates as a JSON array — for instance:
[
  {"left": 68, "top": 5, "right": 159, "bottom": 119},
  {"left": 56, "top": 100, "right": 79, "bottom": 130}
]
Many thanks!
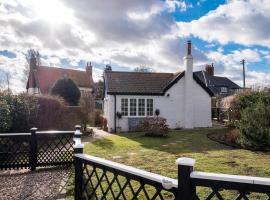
[
  {"left": 74, "top": 155, "right": 270, "bottom": 200},
  {"left": 0, "top": 126, "right": 82, "bottom": 170}
]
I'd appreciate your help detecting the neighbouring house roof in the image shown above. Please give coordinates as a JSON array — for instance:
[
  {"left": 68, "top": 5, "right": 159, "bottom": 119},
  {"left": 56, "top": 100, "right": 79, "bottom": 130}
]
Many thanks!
[
  {"left": 194, "top": 71, "right": 241, "bottom": 95},
  {"left": 104, "top": 70, "right": 214, "bottom": 96},
  {"left": 26, "top": 66, "right": 94, "bottom": 94}
]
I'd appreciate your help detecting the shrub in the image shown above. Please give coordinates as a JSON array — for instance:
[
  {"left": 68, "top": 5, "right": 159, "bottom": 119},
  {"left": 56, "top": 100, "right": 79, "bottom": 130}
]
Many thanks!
[
  {"left": 0, "top": 97, "right": 11, "bottom": 132},
  {"left": 36, "top": 95, "right": 67, "bottom": 130},
  {"left": 102, "top": 117, "right": 108, "bottom": 131},
  {"left": 139, "top": 117, "right": 169, "bottom": 136},
  {"left": 94, "top": 111, "right": 102, "bottom": 127},
  {"left": 238, "top": 102, "right": 270, "bottom": 150},
  {"left": 51, "top": 77, "right": 81, "bottom": 106},
  {"left": 0, "top": 92, "right": 38, "bottom": 133}
]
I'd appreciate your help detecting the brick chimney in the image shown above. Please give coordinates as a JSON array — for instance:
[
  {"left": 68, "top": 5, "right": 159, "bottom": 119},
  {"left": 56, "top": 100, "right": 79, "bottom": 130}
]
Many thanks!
[
  {"left": 205, "top": 63, "right": 214, "bottom": 76},
  {"left": 86, "top": 62, "right": 92, "bottom": 77}
]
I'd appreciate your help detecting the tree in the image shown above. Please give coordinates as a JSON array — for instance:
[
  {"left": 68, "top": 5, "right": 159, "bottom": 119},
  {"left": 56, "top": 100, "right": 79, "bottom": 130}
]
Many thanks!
[
  {"left": 22, "top": 49, "right": 41, "bottom": 84},
  {"left": 133, "top": 66, "right": 154, "bottom": 72},
  {"left": 80, "top": 92, "right": 95, "bottom": 131},
  {"left": 51, "top": 76, "right": 81, "bottom": 106},
  {"left": 0, "top": 70, "right": 11, "bottom": 92},
  {"left": 94, "top": 80, "right": 104, "bottom": 100}
]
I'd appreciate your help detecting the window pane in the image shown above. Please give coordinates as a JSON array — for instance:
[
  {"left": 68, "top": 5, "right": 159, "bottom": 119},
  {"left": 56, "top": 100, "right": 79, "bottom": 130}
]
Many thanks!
[
  {"left": 147, "top": 99, "right": 153, "bottom": 116},
  {"left": 121, "top": 98, "right": 128, "bottom": 116},
  {"left": 138, "top": 99, "right": 145, "bottom": 116},
  {"left": 130, "top": 99, "right": 137, "bottom": 116}
]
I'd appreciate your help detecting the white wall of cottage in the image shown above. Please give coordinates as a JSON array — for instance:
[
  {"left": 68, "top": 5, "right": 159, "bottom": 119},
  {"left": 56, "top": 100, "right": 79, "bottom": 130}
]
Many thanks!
[{"left": 103, "top": 77, "right": 212, "bottom": 133}]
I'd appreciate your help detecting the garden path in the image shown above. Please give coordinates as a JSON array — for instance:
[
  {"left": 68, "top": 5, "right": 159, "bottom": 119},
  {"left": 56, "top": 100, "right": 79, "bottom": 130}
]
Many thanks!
[{"left": 0, "top": 167, "right": 71, "bottom": 200}]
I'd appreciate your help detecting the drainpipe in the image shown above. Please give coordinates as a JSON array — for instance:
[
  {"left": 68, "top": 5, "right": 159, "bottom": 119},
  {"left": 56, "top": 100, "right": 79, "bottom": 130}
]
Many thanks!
[{"left": 114, "top": 95, "right": 116, "bottom": 133}]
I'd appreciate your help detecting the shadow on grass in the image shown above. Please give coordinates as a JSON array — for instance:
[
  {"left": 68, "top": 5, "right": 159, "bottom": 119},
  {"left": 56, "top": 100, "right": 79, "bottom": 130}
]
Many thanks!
[{"left": 115, "top": 128, "right": 232, "bottom": 154}]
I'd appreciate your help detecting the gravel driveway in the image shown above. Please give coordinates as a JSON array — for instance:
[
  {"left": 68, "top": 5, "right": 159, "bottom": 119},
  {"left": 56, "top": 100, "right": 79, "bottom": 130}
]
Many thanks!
[{"left": 0, "top": 167, "right": 71, "bottom": 200}]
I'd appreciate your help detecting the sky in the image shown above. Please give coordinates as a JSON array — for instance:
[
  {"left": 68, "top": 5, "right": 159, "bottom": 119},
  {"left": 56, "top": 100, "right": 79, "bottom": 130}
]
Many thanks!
[{"left": 1, "top": 0, "right": 270, "bottom": 92}]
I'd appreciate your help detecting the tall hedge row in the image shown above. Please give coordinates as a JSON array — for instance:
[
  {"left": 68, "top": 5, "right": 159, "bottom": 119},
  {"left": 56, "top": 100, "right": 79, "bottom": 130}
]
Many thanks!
[{"left": 0, "top": 92, "right": 83, "bottom": 133}]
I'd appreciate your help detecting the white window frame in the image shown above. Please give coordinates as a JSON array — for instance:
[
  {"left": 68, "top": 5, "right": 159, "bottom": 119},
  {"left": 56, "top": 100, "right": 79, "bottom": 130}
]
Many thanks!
[
  {"left": 121, "top": 98, "right": 128, "bottom": 116},
  {"left": 146, "top": 99, "right": 154, "bottom": 116},
  {"left": 120, "top": 97, "right": 154, "bottom": 117},
  {"left": 138, "top": 99, "right": 145, "bottom": 116},
  {"left": 129, "top": 98, "right": 137, "bottom": 116},
  {"left": 220, "top": 87, "right": 228, "bottom": 93}
]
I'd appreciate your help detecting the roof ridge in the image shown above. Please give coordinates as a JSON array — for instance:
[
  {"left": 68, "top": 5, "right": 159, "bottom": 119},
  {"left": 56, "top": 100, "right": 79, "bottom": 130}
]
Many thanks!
[
  {"left": 105, "top": 70, "right": 174, "bottom": 75},
  {"left": 39, "top": 65, "right": 86, "bottom": 73}
]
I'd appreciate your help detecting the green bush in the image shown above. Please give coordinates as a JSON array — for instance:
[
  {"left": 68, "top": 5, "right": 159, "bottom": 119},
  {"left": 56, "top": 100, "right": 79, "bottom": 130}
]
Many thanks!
[
  {"left": 9, "top": 93, "right": 38, "bottom": 132},
  {"left": 51, "top": 77, "right": 81, "bottom": 106},
  {"left": 0, "top": 97, "right": 11, "bottom": 132},
  {"left": 238, "top": 102, "right": 270, "bottom": 150},
  {"left": 0, "top": 92, "right": 38, "bottom": 133}
]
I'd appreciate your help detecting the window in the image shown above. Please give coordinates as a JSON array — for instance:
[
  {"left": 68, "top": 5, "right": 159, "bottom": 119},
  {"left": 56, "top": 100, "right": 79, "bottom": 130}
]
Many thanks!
[
  {"left": 129, "top": 99, "right": 137, "bottom": 116},
  {"left": 221, "top": 87, "right": 228, "bottom": 93},
  {"left": 147, "top": 99, "right": 153, "bottom": 116},
  {"left": 121, "top": 98, "right": 128, "bottom": 116},
  {"left": 138, "top": 99, "right": 145, "bottom": 116}
]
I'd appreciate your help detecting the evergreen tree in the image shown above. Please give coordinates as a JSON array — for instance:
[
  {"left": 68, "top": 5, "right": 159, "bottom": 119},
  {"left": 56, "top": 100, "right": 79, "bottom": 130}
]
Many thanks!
[{"left": 51, "top": 76, "right": 81, "bottom": 106}]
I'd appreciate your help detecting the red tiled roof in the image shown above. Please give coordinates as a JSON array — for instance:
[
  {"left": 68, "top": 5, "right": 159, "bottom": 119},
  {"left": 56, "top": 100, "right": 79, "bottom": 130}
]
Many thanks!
[{"left": 27, "top": 66, "right": 93, "bottom": 94}]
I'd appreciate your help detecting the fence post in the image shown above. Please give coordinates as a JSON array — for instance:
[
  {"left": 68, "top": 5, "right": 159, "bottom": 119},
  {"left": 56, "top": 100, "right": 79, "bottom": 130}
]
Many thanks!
[
  {"left": 30, "top": 127, "right": 38, "bottom": 171},
  {"left": 74, "top": 125, "right": 84, "bottom": 200},
  {"left": 176, "top": 157, "right": 196, "bottom": 200},
  {"left": 74, "top": 156, "right": 83, "bottom": 200},
  {"left": 74, "top": 125, "right": 84, "bottom": 154}
]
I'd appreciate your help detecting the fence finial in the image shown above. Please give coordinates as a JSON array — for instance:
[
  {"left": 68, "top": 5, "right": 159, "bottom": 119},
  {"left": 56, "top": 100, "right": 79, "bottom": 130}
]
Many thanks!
[
  {"left": 176, "top": 157, "right": 196, "bottom": 166},
  {"left": 74, "top": 125, "right": 84, "bottom": 154}
]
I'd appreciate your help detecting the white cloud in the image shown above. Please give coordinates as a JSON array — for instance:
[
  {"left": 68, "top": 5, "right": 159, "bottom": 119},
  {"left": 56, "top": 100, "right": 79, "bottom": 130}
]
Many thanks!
[
  {"left": 165, "top": 0, "right": 192, "bottom": 12},
  {"left": 204, "top": 48, "right": 270, "bottom": 87},
  {"left": 177, "top": 0, "right": 270, "bottom": 47},
  {"left": 0, "top": 0, "right": 208, "bottom": 92},
  {"left": 2, "top": 0, "right": 270, "bottom": 93}
]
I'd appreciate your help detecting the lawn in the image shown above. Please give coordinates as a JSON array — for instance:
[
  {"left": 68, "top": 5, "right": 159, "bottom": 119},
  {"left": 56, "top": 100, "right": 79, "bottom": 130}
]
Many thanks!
[
  {"left": 67, "top": 128, "right": 270, "bottom": 199},
  {"left": 84, "top": 128, "right": 270, "bottom": 178}
]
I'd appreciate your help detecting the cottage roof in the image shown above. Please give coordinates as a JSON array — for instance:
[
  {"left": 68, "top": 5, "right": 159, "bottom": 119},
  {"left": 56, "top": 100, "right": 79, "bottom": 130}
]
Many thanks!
[
  {"left": 104, "top": 70, "right": 214, "bottom": 96},
  {"left": 26, "top": 66, "right": 93, "bottom": 93}
]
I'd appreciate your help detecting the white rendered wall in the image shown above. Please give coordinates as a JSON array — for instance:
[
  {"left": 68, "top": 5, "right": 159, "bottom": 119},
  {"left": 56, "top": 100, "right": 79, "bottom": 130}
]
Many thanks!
[
  {"left": 192, "top": 82, "right": 212, "bottom": 127},
  {"left": 103, "top": 78, "right": 212, "bottom": 132},
  {"left": 103, "top": 95, "right": 115, "bottom": 132}
]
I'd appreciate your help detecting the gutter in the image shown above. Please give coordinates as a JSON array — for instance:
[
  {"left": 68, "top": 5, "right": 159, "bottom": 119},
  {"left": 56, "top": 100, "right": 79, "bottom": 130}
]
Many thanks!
[{"left": 114, "top": 94, "right": 116, "bottom": 133}]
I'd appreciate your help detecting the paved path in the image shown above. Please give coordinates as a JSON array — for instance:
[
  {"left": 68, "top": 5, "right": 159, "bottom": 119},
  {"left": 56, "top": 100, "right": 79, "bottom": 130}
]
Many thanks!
[
  {"left": 0, "top": 167, "right": 71, "bottom": 200},
  {"left": 82, "top": 127, "right": 112, "bottom": 145}
]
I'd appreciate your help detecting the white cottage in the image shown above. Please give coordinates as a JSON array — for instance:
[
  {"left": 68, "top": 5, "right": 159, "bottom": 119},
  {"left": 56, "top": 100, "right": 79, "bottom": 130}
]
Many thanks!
[{"left": 103, "top": 41, "right": 213, "bottom": 132}]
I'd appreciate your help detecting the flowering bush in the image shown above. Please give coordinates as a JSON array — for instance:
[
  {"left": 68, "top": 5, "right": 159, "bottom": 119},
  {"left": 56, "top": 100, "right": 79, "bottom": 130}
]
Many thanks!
[
  {"left": 139, "top": 117, "right": 169, "bottom": 136},
  {"left": 101, "top": 117, "right": 108, "bottom": 131}
]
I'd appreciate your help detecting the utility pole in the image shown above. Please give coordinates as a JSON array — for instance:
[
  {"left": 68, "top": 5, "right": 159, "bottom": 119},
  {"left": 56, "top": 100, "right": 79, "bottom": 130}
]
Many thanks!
[{"left": 240, "top": 59, "right": 246, "bottom": 89}]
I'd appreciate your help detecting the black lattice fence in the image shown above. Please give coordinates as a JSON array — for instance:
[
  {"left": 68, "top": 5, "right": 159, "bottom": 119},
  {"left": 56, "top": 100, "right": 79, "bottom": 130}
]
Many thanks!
[
  {"left": 74, "top": 155, "right": 270, "bottom": 200},
  {"left": 0, "top": 126, "right": 82, "bottom": 170},
  {"left": 192, "top": 173, "right": 270, "bottom": 200},
  {"left": 74, "top": 154, "right": 178, "bottom": 200},
  {"left": 36, "top": 131, "right": 74, "bottom": 167},
  {"left": 0, "top": 133, "right": 31, "bottom": 169}
]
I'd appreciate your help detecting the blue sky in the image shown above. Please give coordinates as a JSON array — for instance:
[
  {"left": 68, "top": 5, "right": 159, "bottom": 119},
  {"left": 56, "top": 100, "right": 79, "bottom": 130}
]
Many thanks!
[{"left": 1, "top": 0, "right": 270, "bottom": 92}]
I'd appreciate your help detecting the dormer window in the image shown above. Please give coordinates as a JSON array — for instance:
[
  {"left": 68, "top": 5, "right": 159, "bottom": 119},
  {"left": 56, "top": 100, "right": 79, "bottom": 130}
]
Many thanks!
[{"left": 221, "top": 87, "right": 228, "bottom": 93}]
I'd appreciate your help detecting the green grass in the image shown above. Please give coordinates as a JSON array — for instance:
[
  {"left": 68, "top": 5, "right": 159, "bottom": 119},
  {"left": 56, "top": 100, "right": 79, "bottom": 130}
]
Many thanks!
[{"left": 67, "top": 128, "right": 270, "bottom": 199}]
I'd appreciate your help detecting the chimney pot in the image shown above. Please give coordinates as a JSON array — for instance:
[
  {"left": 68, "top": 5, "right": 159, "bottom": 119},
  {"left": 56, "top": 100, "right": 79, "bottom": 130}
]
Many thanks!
[
  {"left": 205, "top": 64, "right": 214, "bottom": 76},
  {"left": 187, "top": 40, "right": 192, "bottom": 55}
]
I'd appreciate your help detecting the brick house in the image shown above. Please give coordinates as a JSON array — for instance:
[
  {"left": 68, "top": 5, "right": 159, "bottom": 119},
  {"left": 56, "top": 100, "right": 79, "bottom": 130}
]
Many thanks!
[{"left": 26, "top": 57, "right": 94, "bottom": 97}]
